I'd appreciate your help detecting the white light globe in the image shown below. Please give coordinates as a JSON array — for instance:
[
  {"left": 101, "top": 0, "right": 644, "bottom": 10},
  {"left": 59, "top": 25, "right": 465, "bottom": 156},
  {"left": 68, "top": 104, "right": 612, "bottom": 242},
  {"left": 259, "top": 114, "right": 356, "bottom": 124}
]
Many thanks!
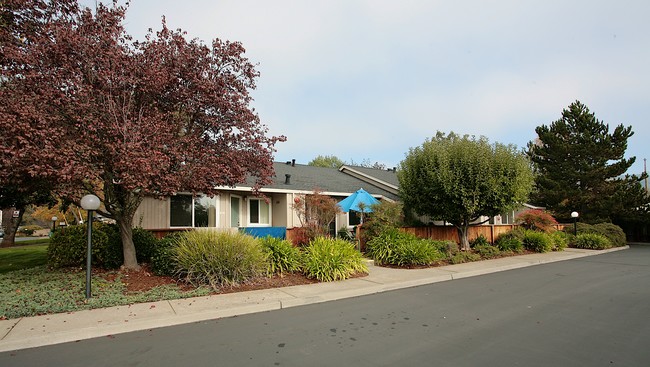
[
  {"left": 570, "top": 211, "right": 579, "bottom": 218},
  {"left": 80, "top": 195, "right": 101, "bottom": 211}
]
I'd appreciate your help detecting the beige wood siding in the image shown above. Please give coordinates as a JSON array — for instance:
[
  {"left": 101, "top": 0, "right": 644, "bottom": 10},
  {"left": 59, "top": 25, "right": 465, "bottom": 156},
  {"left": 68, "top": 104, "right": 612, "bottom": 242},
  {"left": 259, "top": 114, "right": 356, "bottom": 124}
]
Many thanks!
[
  {"left": 271, "top": 193, "right": 288, "bottom": 227},
  {"left": 134, "top": 197, "right": 169, "bottom": 229}
]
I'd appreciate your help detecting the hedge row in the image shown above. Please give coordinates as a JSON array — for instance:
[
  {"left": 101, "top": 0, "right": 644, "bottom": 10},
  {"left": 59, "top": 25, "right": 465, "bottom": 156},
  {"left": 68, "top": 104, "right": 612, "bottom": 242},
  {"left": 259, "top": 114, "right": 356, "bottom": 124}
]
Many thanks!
[{"left": 48, "top": 227, "right": 368, "bottom": 288}]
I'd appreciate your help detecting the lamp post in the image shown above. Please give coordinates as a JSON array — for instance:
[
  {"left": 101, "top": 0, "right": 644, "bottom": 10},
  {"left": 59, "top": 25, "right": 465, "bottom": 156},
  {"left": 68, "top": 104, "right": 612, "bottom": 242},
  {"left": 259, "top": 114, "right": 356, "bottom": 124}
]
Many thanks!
[
  {"left": 81, "top": 194, "right": 100, "bottom": 299},
  {"left": 51, "top": 216, "right": 58, "bottom": 236},
  {"left": 570, "top": 211, "right": 579, "bottom": 236}
]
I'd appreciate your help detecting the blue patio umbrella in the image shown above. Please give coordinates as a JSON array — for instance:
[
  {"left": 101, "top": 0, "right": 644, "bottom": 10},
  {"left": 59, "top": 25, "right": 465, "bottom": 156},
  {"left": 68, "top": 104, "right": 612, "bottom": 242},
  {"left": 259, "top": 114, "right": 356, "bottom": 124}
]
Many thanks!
[{"left": 337, "top": 188, "right": 380, "bottom": 214}]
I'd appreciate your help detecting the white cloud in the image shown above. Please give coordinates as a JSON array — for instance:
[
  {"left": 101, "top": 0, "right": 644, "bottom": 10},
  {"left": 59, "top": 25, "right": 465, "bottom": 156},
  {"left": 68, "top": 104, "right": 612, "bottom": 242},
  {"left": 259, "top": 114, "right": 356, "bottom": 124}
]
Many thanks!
[{"left": 86, "top": 0, "right": 650, "bottom": 173}]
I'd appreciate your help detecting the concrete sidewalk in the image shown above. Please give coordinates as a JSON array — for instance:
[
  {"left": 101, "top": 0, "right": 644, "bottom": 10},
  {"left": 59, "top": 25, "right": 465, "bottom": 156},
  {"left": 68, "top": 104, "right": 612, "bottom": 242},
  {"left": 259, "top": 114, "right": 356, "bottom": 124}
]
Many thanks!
[{"left": 0, "top": 246, "right": 628, "bottom": 352}]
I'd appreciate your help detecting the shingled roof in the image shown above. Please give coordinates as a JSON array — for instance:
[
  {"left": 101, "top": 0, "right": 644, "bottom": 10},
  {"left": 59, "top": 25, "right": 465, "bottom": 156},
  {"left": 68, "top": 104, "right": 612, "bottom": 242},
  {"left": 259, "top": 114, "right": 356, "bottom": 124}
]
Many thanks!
[{"left": 245, "top": 161, "right": 399, "bottom": 201}]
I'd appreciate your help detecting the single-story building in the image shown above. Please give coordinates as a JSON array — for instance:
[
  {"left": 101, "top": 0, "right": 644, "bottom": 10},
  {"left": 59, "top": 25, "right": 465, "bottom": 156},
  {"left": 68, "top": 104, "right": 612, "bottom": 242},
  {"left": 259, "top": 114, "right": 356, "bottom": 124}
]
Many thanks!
[
  {"left": 133, "top": 161, "right": 399, "bottom": 237},
  {"left": 133, "top": 160, "right": 538, "bottom": 240}
]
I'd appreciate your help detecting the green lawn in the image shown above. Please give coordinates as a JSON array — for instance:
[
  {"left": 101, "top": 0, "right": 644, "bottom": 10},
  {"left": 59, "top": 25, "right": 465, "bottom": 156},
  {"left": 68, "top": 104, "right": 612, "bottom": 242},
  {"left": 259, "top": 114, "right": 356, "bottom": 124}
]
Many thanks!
[
  {"left": 16, "top": 238, "right": 51, "bottom": 245},
  {"left": 0, "top": 244, "right": 48, "bottom": 274},
  {"left": 0, "top": 242, "right": 211, "bottom": 319},
  {"left": 0, "top": 266, "right": 211, "bottom": 320}
]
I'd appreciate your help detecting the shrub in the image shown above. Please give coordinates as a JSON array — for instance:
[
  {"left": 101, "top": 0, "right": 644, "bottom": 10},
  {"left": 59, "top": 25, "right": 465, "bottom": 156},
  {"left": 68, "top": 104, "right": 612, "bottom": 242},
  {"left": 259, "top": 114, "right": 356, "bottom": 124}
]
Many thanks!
[
  {"left": 591, "top": 223, "right": 626, "bottom": 247},
  {"left": 132, "top": 227, "right": 159, "bottom": 263},
  {"left": 259, "top": 236, "right": 302, "bottom": 276},
  {"left": 394, "top": 237, "right": 445, "bottom": 266},
  {"left": 302, "top": 237, "right": 367, "bottom": 282},
  {"left": 99, "top": 225, "right": 159, "bottom": 268},
  {"left": 48, "top": 223, "right": 112, "bottom": 268},
  {"left": 563, "top": 222, "right": 592, "bottom": 236},
  {"left": 360, "top": 201, "right": 404, "bottom": 242},
  {"left": 574, "top": 233, "right": 612, "bottom": 250},
  {"left": 522, "top": 230, "right": 553, "bottom": 253},
  {"left": 150, "top": 232, "right": 182, "bottom": 276},
  {"left": 337, "top": 227, "right": 356, "bottom": 241},
  {"left": 473, "top": 244, "right": 502, "bottom": 259},
  {"left": 495, "top": 229, "right": 525, "bottom": 253},
  {"left": 450, "top": 252, "right": 481, "bottom": 264},
  {"left": 289, "top": 227, "right": 311, "bottom": 247},
  {"left": 98, "top": 224, "right": 127, "bottom": 269},
  {"left": 365, "top": 229, "right": 445, "bottom": 266},
  {"left": 48, "top": 223, "right": 161, "bottom": 270},
  {"left": 549, "top": 231, "right": 569, "bottom": 251},
  {"left": 173, "top": 231, "right": 268, "bottom": 289},
  {"left": 564, "top": 222, "right": 626, "bottom": 248},
  {"left": 430, "top": 240, "right": 458, "bottom": 257},
  {"left": 365, "top": 229, "right": 400, "bottom": 265},
  {"left": 469, "top": 234, "right": 490, "bottom": 248},
  {"left": 495, "top": 236, "right": 524, "bottom": 253},
  {"left": 19, "top": 225, "right": 42, "bottom": 236},
  {"left": 516, "top": 209, "right": 558, "bottom": 232}
]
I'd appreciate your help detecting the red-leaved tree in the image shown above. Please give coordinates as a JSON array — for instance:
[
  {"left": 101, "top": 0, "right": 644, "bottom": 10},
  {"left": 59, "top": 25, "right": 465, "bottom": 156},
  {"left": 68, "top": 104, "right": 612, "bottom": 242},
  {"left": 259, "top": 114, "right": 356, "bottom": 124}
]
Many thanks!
[
  {"left": 291, "top": 190, "right": 341, "bottom": 245},
  {"left": 0, "top": 1, "right": 284, "bottom": 269},
  {"left": 515, "top": 209, "right": 559, "bottom": 232}
]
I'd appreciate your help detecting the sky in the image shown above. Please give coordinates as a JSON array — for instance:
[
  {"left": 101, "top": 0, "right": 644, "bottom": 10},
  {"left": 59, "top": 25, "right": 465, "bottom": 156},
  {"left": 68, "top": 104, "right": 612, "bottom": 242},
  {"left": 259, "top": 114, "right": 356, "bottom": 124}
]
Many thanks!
[{"left": 91, "top": 0, "right": 649, "bottom": 175}]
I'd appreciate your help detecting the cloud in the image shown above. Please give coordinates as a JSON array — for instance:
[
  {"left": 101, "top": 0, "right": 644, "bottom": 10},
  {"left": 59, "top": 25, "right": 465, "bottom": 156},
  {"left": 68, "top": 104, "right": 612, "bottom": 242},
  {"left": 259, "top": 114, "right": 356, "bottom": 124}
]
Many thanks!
[{"left": 86, "top": 0, "right": 650, "bottom": 173}]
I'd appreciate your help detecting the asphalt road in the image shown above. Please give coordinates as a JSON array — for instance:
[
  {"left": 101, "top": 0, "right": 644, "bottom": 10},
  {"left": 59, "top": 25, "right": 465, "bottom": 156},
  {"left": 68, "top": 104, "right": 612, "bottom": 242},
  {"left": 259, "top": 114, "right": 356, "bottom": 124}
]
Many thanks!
[{"left": 2, "top": 246, "right": 649, "bottom": 367}]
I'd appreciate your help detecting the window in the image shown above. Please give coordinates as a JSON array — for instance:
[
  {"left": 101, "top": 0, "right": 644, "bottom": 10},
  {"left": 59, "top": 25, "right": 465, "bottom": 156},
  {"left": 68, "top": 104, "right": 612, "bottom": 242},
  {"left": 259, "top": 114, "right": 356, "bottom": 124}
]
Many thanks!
[
  {"left": 348, "top": 210, "right": 362, "bottom": 226},
  {"left": 170, "top": 194, "right": 217, "bottom": 227},
  {"left": 170, "top": 195, "right": 192, "bottom": 227},
  {"left": 248, "top": 198, "right": 270, "bottom": 226}
]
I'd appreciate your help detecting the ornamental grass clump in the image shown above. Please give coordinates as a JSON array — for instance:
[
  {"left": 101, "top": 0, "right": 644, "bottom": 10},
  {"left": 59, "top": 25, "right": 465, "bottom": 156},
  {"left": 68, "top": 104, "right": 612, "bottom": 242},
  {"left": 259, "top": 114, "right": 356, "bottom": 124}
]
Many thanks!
[
  {"left": 522, "top": 230, "right": 553, "bottom": 253},
  {"left": 549, "top": 230, "right": 570, "bottom": 251},
  {"left": 495, "top": 236, "right": 524, "bottom": 253},
  {"left": 365, "top": 229, "right": 401, "bottom": 265},
  {"left": 259, "top": 236, "right": 302, "bottom": 276},
  {"left": 302, "top": 237, "right": 367, "bottom": 282},
  {"left": 365, "top": 229, "right": 445, "bottom": 266},
  {"left": 173, "top": 230, "right": 267, "bottom": 289},
  {"left": 573, "top": 233, "right": 612, "bottom": 250}
]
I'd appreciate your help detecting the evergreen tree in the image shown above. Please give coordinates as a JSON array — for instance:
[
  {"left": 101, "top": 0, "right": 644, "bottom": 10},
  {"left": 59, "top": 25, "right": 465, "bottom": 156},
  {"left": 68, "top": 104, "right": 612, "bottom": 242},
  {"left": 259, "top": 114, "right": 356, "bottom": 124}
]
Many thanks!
[{"left": 527, "top": 101, "right": 648, "bottom": 223}]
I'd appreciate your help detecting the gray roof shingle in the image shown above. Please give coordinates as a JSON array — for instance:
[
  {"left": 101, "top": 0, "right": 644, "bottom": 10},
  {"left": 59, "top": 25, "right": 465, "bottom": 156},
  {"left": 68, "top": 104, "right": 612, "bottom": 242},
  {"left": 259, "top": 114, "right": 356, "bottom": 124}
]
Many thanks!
[{"left": 249, "top": 162, "right": 399, "bottom": 200}]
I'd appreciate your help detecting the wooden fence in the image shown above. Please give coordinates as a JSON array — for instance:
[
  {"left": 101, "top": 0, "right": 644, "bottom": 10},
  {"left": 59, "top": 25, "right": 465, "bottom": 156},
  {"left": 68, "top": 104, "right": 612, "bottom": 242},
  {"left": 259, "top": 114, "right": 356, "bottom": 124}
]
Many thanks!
[
  {"left": 400, "top": 225, "right": 514, "bottom": 244},
  {"left": 400, "top": 224, "right": 565, "bottom": 244}
]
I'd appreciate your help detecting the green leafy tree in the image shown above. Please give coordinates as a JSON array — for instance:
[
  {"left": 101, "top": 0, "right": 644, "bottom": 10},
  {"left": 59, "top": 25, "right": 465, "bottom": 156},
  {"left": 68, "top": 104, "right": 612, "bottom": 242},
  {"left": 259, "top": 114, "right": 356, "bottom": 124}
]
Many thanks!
[
  {"left": 308, "top": 155, "right": 346, "bottom": 169},
  {"left": 527, "top": 101, "right": 648, "bottom": 223},
  {"left": 0, "top": 181, "right": 56, "bottom": 247},
  {"left": 308, "top": 156, "right": 388, "bottom": 170},
  {"left": 399, "top": 132, "right": 534, "bottom": 250}
]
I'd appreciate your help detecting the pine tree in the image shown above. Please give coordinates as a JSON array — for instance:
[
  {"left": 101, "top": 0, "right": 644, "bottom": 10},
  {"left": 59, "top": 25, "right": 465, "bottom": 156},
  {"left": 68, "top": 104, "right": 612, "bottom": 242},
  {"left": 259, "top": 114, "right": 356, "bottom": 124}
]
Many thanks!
[{"left": 527, "top": 101, "right": 648, "bottom": 223}]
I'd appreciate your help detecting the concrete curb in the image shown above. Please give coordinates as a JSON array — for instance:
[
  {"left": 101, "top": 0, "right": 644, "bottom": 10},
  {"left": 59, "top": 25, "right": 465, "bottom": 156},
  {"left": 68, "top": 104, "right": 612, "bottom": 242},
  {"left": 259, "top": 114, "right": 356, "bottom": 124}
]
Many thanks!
[{"left": 0, "top": 245, "right": 629, "bottom": 353}]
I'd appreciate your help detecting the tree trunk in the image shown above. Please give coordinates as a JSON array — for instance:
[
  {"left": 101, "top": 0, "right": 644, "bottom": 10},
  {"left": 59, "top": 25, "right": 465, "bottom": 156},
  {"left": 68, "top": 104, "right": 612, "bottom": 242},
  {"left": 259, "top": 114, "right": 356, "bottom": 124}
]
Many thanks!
[
  {"left": 1, "top": 207, "right": 24, "bottom": 247},
  {"left": 457, "top": 222, "right": 471, "bottom": 251},
  {"left": 117, "top": 215, "right": 140, "bottom": 271},
  {"left": 103, "top": 177, "right": 144, "bottom": 271}
]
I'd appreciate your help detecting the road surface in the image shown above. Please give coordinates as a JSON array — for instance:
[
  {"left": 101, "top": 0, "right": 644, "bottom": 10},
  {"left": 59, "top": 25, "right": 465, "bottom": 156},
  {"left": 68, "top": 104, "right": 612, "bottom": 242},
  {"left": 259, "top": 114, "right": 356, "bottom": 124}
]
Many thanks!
[{"left": 1, "top": 245, "right": 649, "bottom": 366}]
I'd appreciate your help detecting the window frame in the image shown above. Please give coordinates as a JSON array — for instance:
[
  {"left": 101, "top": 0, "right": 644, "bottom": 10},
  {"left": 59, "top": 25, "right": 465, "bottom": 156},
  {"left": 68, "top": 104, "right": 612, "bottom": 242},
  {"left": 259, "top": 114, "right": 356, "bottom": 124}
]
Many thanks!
[
  {"left": 169, "top": 194, "right": 218, "bottom": 228},
  {"left": 247, "top": 197, "right": 272, "bottom": 227}
]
